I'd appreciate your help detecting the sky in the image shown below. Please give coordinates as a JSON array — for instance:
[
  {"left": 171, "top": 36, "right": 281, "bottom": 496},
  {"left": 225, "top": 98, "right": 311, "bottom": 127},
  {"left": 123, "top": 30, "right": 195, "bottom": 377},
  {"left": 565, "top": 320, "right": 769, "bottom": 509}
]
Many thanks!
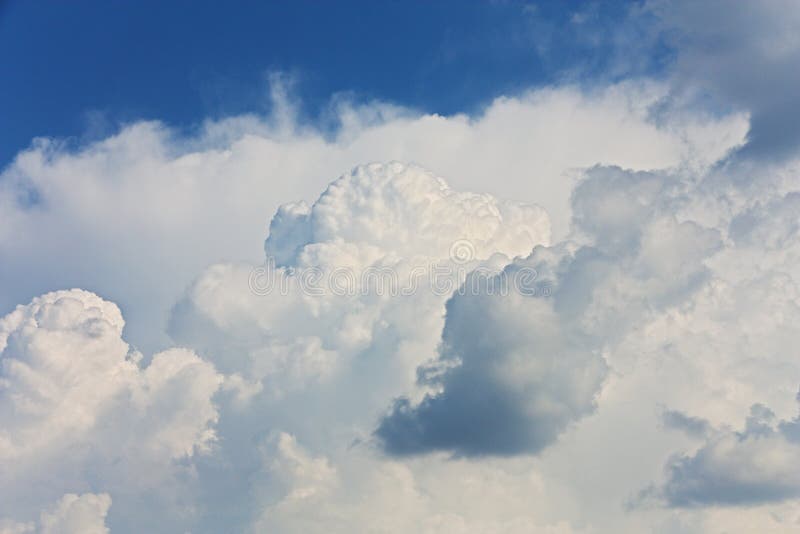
[
  {"left": 0, "top": 1, "right": 667, "bottom": 166},
  {"left": 2, "top": 1, "right": 800, "bottom": 533}
]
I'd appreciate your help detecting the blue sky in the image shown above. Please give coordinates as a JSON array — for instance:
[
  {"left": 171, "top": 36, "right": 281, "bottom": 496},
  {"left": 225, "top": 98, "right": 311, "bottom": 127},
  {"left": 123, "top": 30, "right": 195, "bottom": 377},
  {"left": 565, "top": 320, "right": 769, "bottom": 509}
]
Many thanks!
[{"left": 0, "top": 1, "right": 668, "bottom": 166}]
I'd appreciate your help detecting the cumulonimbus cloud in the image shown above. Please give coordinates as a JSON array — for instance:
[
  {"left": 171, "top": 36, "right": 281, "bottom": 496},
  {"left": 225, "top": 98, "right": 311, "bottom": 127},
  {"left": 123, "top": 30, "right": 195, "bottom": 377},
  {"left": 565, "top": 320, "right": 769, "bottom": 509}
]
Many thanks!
[{"left": 5, "top": 67, "right": 800, "bottom": 531}]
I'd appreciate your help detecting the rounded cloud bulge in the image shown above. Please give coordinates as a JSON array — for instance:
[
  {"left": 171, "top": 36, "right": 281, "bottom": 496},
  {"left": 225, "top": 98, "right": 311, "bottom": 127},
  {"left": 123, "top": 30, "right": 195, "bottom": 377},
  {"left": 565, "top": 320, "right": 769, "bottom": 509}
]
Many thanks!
[
  {"left": 0, "top": 289, "right": 223, "bottom": 532},
  {"left": 265, "top": 161, "right": 551, "bottom": 267}
]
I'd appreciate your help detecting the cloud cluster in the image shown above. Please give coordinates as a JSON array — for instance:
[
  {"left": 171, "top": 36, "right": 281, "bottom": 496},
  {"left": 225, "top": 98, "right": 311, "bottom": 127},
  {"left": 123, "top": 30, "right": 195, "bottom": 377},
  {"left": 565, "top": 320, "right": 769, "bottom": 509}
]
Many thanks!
[
  {"left": 0, "top": 81, "right": 747, "bottom": 357},
  {"left": 170, "top": 161, "right": 551, "bottom": 422},
  {"left": 0, "top": 290, "right": 222, "bottom": 530},
  {"left": 166, "top": 142, "right": 800, "bottom": 533},
  {"left": 375, "top": 163, "right": 722, "bottom": 458},
  {"left": 5, "top": 54, "right": 800, "bottom": 530}
]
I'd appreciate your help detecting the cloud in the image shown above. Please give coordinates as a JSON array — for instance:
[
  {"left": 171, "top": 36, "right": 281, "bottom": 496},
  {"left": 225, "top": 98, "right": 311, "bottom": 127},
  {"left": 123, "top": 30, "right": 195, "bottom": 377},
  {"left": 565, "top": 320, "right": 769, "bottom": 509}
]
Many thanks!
[
  {"left": 652, "top": 390, "right": 800, "bottom": 507},
  {"left": 265, "top": 161, "right": 551, "bottom": 266},
  {"left": 0, "top": 290, "right": 222, "bottom": 530},
  {"left": 648, "top": 0, "right": 800, "bottom": 160},
  {"left": 375, "top": 262, "right": 608, "bottom": 457},
  {"left": 253, "top": 431, "right": 587, "bottom": 534},
  {"left": 166, "top": 147, "right": 800, "bottom": 531},
  {"left": 0, "top": 81, "right": 747, "bottom": 357},
  {"left": 375, "top": 164, "right": 722, "bottom": 458},
  {"left": 169, "top": 162, "right": 552, "bottom": 424},
  {"left": 163, "top": 161, "right": 559, "bottom": 528},
  {"left": 39, "top": 493, "right": 111, "bottom": 534},
  {"left": 1, "top": 493, "right": 111, "bottom": 534},
  {"left": 6, "top": 146, "right": 800, "bottom": 531},
  {"left": 170, "top": 162, "right": 550, "bottom": 381},
  {"left": 662, "top": 410, "right": 712, "bottom": 439},
  {"left": 7, "top": 70, "right": 800, "bottom": 532}
]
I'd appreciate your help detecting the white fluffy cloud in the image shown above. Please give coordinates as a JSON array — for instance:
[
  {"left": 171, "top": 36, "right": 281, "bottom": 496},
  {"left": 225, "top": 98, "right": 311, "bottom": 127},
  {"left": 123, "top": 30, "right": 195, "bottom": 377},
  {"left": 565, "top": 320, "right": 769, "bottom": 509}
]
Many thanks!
[
  {"left": 0, "top": 290, "right": 222, "bottom": 530},
  {"left": 170, "top": 162, "right": 552, "bottom": 462},
  {"left": 374, "top": 163, "right": 722, "bottom": 458},
  {"left": 6, "top": 70, "right": 800, "bottom": 533},
  {"left": 171, "top": 161, "right": 549, "bottom": 379},
  {"left": 266, "top": 161, "right": 550, "bottom": 266},
  {"left": 1, "top": 493, "right": 111, "bottom": 534},
  {"left": 169, "top": 146, "right": 800, "bottom": 532},
  {"left": 0, "top": 81, "right": 747, "bottom": 356}
]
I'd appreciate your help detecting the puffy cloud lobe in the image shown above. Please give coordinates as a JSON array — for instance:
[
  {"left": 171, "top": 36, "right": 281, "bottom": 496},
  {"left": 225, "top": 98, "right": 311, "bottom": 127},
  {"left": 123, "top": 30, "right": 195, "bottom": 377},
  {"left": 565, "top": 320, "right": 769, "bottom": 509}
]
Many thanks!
[
  {"left": 0, "top": 290, "right": 222, "bottom": 528},
  {"left": 266, "top": 162, "right": 551, "bottom": 266},
  {"left": 570, "top": 167, "right": 674, "bottom": 252},
  {"left": 0, "top": 290, "right": 128, "bottom": 459},
  {"left": 656, "top": 392, "right": 800, "bottom": 507},
  {"left": 1, "top": 493, "right": 111, "bottom": 534},
  {"left": 39, "top": 493, "right": 111, "bottom": 534},
  {"left": 163, "top": 163, "right": 580, "bottom": 531},
  {"left": 596, "top": 177, "right": 800, "bottom": 517},
  {"left": 0, "top": 290, "right": 222, "bottom": 462},
  {"left": 566, "top": 170, "right": 723, "bottom": 344}
]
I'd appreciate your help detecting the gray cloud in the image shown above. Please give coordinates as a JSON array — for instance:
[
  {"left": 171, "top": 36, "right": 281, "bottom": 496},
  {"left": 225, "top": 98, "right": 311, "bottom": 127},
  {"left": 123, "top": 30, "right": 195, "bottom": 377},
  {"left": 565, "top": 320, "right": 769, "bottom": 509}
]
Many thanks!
[
  {"left": 375, "top": 269, "right": 608, "bottom": 457},
  {"left": 662, "top": 410, "right": 712, "bottom": 439},
  {"left": 656, "top": 391, "right": 800, "bottom": 507},
  {"left": 376, "top": 165, "right": 722, "bottom": 458},
  {"left": 651, "top": 0, "right": 800, "bottom": 161}
]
